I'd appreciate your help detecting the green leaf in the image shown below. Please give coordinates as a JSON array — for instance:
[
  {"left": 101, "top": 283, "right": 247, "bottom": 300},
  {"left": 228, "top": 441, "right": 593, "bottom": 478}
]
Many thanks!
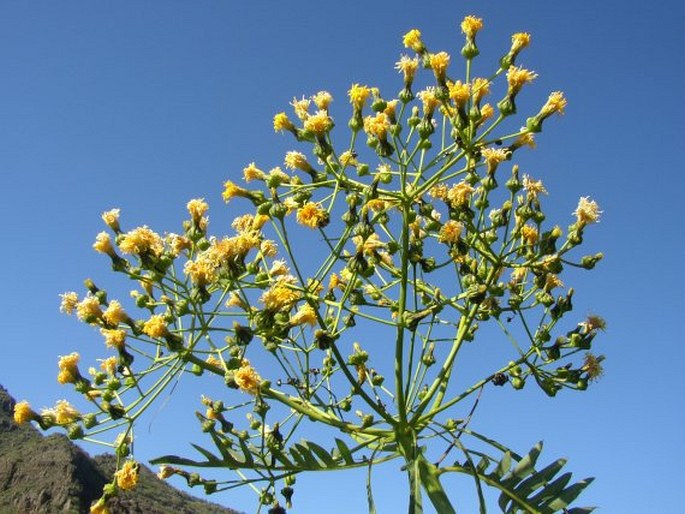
[
  {"left": 335, "top": 438, "right": 356, "bottom": 465},
  {"left": 543, "top": 478, "right": 595, "bottom": 512},
  {"left": 493, "top": 451, "right": 512, "bottom": 478},
  {"left": 303, "top": 440, "right": 337, "bottom": 467},
  {"left": 190, "top": 443, "right": 223, "bottom": 464},
  {"left": 514, "top": 458, "right": 567, "bottom": 500}
]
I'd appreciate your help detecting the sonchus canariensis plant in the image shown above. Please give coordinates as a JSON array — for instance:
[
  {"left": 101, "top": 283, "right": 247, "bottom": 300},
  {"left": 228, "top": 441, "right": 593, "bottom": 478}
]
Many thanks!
[{"left": 18, "top": 14, "right": 606, "bottom": 514}]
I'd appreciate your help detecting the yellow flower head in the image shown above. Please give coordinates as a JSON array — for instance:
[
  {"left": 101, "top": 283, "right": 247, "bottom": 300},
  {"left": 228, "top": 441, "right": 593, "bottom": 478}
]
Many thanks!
[
  {"left": 269, "top": 259, "right": 289, "bottom": 277},
  {"left": 103, "top": 300, "right": 127, "bottom": 326},
  {"left": 303, "top": 110, "right": 333, "bottom": 136},
  {"left": 480, "top": 104, "right": 495, "bottom": 123},
  {"left": 402, "top": 29, "right": 424, "bottom": 53},
  {"left": 481, "top": 147, "right": 510, "bottom": 168},
  {"left": 60, "top": 292, "right": 79, "bottom": 315},
  {"left": 544, "top": 274, "right": 564, "bottom": 291},
  {"left": 184, "top": 258, "right": 217, "bottom": 286},
  {"left": 514, "top": 130, "right": 536, "bottom": 149},
  {"left": 57, "top": 352, "right": 81, "bottom": 384},
  {"left": 100, "top": 356, "right": 119, "bottom": 376},
  {"left": 101, "top": 209, "right": 120, "bottom": 232},
  {"left": 427, "top": 51, "right": 450, "bottom": 81},
  {"left": 363, "top": 112, "right": 391, "bottom": 139},
  {"left": 521, "top": 224, "right": 539, "bottom": 245},
  {"left": 13, "top": 400, "right": 34, "bottom": 424},
  {"left": 582, "top": 353, "right": 604, "bottom": 381},
  {"left": 522, "top": 175, "right": 547, "bottom": 199},
  {"left": 438, "top": 220, "right": 464, "bottom": 244},
  {"left": 186, "top": 198, "right": 208, "bottom": 223},
  {"left": 348, "top": 84, "right": 371, "bottom": 111},
  {"left": 541, "top": 91, "right": 568, "bottom": 117},
  {"left": 446, "top": 182, "right": 475, "bottom": 208},
  {"left": 115, "top": 460, "right": 139, "bottom": 491},
  {"left": 290, "top": 96, "right": 311, "bottom": 121},
  {"left": 53, "top": 399, "right": 80, "bottom": 424},
  {"left": 222, "top": 180, "right": 248, "bottom": 203},
  {"left": 339, "top": 150, "right": 358, "bottom": 168},
  {"left": 417, "top": 87, "right": 440, "bottom": 116},
  {"left": 296, "top": 202, "right": 329, "bottom": 229},
  {"left": 118, "top": 226, "right": 164, "bottom": 257},
  {"left": 260, "top": 277, "right": 301, "bottom": 311},
  {"left": 234, "top": 360, "right": 262, "bottom": 394},
  {"left": 93, "top": 232, "right": 115, "bottom": 255},
  {"left": 511, "top": 32, "right": 531, "bottom": 52},
  {"left": 101, "top": 328, "right": 127, "bottom": 350},
  {"left": 506, "top": 66, "right": 538, "bottom": 93},
  {"left": 143, "top": 314, "right": 169, "bottom": 338},
  {"left": 312, "top": 90, "right": 333, "bottom": 110},
  {"left": 461, "top": 15, "right": 484, "bottom": 38},
  {"left": 395, "top": 55, "right": 420, "bottom": 83},
  {"left": 273, "top": 112, "right": 295, "bottom": 133},
  {"left": 574, "top": 197, "right": 602, "bottom": 225},
  {"left": 290, "top": 303, "right": 318, "bottom": 327},
  {"left": 284, "top": 151, "right": 313, "bottom": 172},
  {"left": 352, "top": 233, "right": 386, "bottom": 256},
  {"left": 166, "top": 233, "right": 191, "bottom": 256},
  {"left": 260, "top": 239, "right": 278, "bottom": 257},
  {"left": 448, "top": 80, "right": 470, "bottom": 107},
  {"left": 225, "top": 292, "right": 247, "bottom": 310},
  {"left": 76, "top": 295, "right": 102, "bottom": 323},
  {"left": 471, "top": 77, "right": 490, "bottom": 104}
]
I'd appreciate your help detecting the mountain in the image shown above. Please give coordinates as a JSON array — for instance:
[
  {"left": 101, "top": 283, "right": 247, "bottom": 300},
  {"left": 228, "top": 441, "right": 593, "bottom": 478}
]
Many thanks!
[{"left": 0, "top": 385, "right": 241, "bottom": 514}]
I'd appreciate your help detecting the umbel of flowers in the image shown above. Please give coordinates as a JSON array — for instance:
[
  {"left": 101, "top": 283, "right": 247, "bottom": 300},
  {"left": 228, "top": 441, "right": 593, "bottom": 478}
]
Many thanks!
[{"left": 18, "top": 15, "right": 605, "bottom": 514}]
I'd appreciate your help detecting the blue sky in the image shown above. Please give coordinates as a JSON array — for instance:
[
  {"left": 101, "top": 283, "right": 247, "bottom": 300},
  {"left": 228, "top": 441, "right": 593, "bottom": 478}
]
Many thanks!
[{"left": 1, "top": 1, "right": 683, "bottom": 512}]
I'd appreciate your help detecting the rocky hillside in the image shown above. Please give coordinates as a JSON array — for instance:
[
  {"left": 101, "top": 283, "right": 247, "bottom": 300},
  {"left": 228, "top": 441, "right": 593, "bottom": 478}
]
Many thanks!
[{"left": 0, "top": 385, "right": 241, "bottom": 514}]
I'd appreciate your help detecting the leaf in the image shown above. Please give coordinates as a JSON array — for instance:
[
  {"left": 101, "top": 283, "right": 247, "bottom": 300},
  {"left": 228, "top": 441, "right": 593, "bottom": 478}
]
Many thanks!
[
  {"left": 303, "top": 440, "right": 337, "bottom": 468},
  {"left": 527, "top": 472, "right": 573, "bottom": 506},
  {"left": 190, "top": 443, "right": 223, "bottom": 464},
  {"left": 514, "top": 458, "right": 567, "bottom": 500},
  {"left": 543, "top": 478, "right": 595, "bottom": 512},
  {"left": 335, "top": 438, "right": 356, "bottom": 465},
  {"left": 493, "top": 451, "right": 512, "bottom": 479}
]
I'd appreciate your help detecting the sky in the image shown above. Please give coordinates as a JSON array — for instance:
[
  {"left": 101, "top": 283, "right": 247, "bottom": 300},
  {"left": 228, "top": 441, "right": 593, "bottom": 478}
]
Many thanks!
[{"left": 1, "top": 1, "right": 683, "bottom": 512}]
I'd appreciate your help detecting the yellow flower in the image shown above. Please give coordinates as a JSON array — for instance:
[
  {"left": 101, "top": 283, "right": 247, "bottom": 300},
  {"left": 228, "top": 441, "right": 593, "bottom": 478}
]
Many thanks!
[
  {"left": 447, "top": 182, "right": 475, "bottom": 208},
  {"left": 428, "top": 184, "right": 448, "bottom": 200},
  {"left": 90, "top": 499, "right": 111, "bottom": 514},
  {"left": 118, "top": 226, "right": 164, "bottom": 257},
  {"left": 291, "top": 303, "right": 318, "bottom": 327},
  {"left": 544, "top": 274, "right": 564, "bottom": 291},
  {"left": 395, "top": 55, "right": 420, "bottom": 83},
  {"left": 540, "top": 91, "right": 568, "bottom": 117},
  {"left": 574, "top": 197, "right": 602, "bottom": 225},
  {"left": 243, "top": 162, "right": 265, "bottom": 182},
  {"left": 402, "top": 29, "right": 424, "bottom": 53},
  {"left": 93, "top": 232, "right": 115, "bottom": 255},
  {"left": 480, "top": 104, "right": 495, "bottom": 123},
  {"left": 582, "top": 353, "right": 604, "bottom": 381},
  {"left": 506, "top": 66, "right": 538, "bottom": 94},
  {"left": 273, "top": 112, "right": 295, "bottom": 132},
  {"left": 339, "top": 150, "right": 358, "bottom": 168},
  {"left": 260, "top": 277, "right": 301, "bottom": 311},
  {"left": 427, "top": 51, "right": 450, "bottom": 82},
  {"left": 312, "top": 90, "right": 333, "bottom": 110},
  {"left": 115, "top": 460, "right": 139, "bottom": 491},
  {"left": 101, "top": 209, "right": 120, "bottom": 232},
  {"left": 471, "top": 77, "right": 490, "bottom": 104},
  {"left": 184, "top": 258, "right": 217, "bottom": 286},
  {"left": 13, "top": 400, "right": 34, "bottom": 424},
  {"left": 101, "top": 328, "right": 126, "bottom": 350},
  {"left": 417, "top": 87, "right": 440, "bottom": 116},
  {"left": 103, "top": 300, "right": 127, "bottom": 326},
  {"left": 53, "top": 399, "right": 80, "bottom": 424},
  {"left": 143, "top": 314, "right": 169, "bottom": 338},
  {"left": 511, "top": 32, "right": 531, "bottom": 52},
  {"left": 60, "top": 292, "right": 79, "bottom": 315},
  {"left": 363, "top": 112, "right": 391, "bottom": 139},
  {"left": 205, "top": 355, "right": 222, "bottom": 368},
  {"left": 284, "top": 151, "right": 313, "bottom": 172},
  {"left": 57, "top": 352, "right": 81, "bottom": 384},
  {"left": 186, "top": 198, "right": 208, "bottom": 223},
  {"left": 234, "top": 360, "right": 262, "bottom": 394},
  {"left": 522, "top": 175, "right": 547, "bottom": 199},
  {"left": 580, "top": 315, "right": 607, "bottom": 334},
  {"left": 296, "top": 202, "right": 329, "bottom": 229},
  {"left": 514, "top": 131, "right": 536, "bottom": 149},
  {"left": 260, "top": 239, "right": 278, "bottom": 257},
  {"left": 76, "top": 295, "right": 102, "bottom": 322},
  {"left": 222, "top": 180, "right": 249, "bottom": 203},
  {"left": 166, "top": 233, "right": 191, "bottom": 256},
  {"left": 348, "top": 84, "right": 371, "bottom": 111},
  {"left": 352, "top": 233, "right": 386, "bottom": 255},
  {"left": 448, "top": 80, "right": 470, "bottom": 107},
  {"left": 100, "top": 356, "right": 118, "bottom": 376},
  {"left": 461, "top": 15, "right": 484, "bottom": 38},
  {"left": 290, "top": 96, "right": 311, "bottom": 121},
  {"left": 521, "top": 224, "right": 539, "bottom": 245},
  {"left": 225, "top": 292, "right": 247, "bottom": 310},
  {"left": 303, "top": 110, "right": 333, "bottom": 136},
  {"left": 438, "top": 220, "right": 463, "bottom": 244},
  {"left": 269, "top": 259, "right": 290, "bottom": 276},
  {"left": 510, "top": 267, "right": 528, "bottom": 283},
  {"left": 481, "top": 148, "right": 509, "bottom": 167}
]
